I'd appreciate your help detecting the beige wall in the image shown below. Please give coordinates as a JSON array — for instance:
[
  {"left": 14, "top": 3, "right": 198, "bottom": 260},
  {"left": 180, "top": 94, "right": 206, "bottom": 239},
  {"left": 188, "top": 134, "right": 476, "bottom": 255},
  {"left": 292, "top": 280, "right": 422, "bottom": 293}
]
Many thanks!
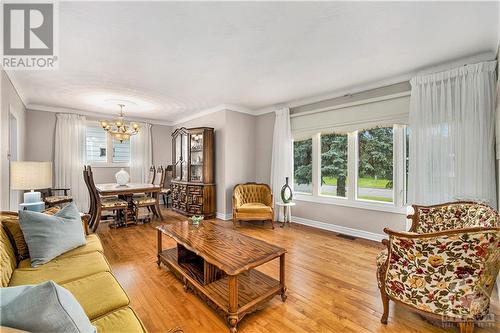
[
  {"left": 25, "top": 109, "right": 172, "bottom": 183},
  {"left": 255, "top": 112, "right": 274, "bottom": 184},
  {"left": 1, "top": 70, "right": 27, "bottom": 211},
  {"left": 224, "top": 111, "right": 256, "bottom": 213},
  {"left": 174, "top": 109, "right": 257, "bottom": 216}
]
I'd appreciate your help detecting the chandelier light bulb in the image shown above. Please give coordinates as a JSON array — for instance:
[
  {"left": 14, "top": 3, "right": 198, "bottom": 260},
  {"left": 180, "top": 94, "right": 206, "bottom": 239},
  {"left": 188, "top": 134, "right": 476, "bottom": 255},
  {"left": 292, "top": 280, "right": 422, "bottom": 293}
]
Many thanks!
[{"left": 98, "top": 103, "right": 140, "bottom": 142}]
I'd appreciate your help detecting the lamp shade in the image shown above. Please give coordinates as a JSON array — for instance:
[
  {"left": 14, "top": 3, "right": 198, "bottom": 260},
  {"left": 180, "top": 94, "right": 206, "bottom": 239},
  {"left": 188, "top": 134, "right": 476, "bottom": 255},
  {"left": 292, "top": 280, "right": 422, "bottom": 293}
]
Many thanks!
[{"left": 10, "top": 161, "right": 53, "bottom": 190}]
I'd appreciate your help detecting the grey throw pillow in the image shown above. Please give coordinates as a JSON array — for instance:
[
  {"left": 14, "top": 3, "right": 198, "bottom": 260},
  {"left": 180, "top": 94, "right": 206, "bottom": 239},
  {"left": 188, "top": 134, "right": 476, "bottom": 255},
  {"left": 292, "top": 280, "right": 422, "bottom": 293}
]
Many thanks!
[
  {"left": 19, "top": 202, "right": 86, "bottom": 267},
  {"left": 0, "top": 281, "right": 95, "bottom": 333}
]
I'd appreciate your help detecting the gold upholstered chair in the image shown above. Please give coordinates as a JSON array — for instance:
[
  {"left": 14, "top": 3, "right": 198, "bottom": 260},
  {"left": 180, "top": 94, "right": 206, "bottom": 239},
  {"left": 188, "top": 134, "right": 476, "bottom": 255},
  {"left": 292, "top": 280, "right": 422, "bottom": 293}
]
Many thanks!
[
  {"left": 232, "top": 183, "right": 274, "bottom": 229},
  {"left": 377, "top": 201, "right": 500, "bottom": 333}
]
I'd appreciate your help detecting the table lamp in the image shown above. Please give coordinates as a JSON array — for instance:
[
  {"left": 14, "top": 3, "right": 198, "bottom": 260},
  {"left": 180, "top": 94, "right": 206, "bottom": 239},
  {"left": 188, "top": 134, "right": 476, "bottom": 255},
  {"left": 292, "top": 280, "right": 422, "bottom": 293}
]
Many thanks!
[{"left": 10, "top": 161, "right": 53, "bottom": 212}]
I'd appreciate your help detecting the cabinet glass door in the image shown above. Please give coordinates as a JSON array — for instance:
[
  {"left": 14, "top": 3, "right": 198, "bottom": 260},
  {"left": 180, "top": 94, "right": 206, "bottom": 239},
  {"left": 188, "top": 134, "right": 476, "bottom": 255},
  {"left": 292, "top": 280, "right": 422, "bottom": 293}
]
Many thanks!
[
  {"left": 174, "top": 134, "right": 181, "bottom": 180},
  {"left": 190, "top": 132, "right": 204, "bottom": 182},
  {"left": 181, "top": 133, "right": 188, "bottom": 181}
]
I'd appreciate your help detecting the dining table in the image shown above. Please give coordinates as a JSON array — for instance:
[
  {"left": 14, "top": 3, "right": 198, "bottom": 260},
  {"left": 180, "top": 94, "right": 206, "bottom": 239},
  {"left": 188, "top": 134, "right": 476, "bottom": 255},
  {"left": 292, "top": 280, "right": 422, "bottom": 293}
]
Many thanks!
[{"left": 95, "top": 183, "right": 164, "bottom": 227}]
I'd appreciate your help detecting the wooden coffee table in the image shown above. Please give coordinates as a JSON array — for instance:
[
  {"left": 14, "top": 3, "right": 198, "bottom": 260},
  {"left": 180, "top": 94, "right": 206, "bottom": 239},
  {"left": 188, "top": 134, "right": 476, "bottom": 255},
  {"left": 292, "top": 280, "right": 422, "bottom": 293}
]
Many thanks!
[{"left": 156, "top": 220, "right": 287, "bottom": 332}]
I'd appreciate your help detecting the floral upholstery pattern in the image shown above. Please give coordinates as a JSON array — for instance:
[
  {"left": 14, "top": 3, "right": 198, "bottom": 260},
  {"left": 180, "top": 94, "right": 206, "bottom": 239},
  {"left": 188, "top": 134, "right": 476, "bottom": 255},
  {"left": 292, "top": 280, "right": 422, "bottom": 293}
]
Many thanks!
[
  {"left": 413, "top": 203, "right": 498, "bottom": 234},
  {"left": 101, "top": 198, "right": 128, "bottom": 208},
  {"left": 377, "top": 201, "right": 500, "bottom": 324},
  {"left": 382, "top": 230, "right": 499, "bottom": 320},
  {"left": 132, "top": 197, "right": 156, "bottom": 205}
]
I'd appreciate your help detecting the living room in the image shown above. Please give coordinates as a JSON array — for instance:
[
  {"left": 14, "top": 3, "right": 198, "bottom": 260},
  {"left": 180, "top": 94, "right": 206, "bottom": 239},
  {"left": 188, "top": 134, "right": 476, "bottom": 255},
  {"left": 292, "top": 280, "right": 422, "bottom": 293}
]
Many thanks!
[{"left": 1, "top": 1, "right": 499, "bottom": 333}]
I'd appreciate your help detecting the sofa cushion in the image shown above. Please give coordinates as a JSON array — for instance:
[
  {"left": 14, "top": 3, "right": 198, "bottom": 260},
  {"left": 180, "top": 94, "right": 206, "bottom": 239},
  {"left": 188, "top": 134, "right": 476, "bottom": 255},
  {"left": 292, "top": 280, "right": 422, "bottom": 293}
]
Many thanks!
[
  {"left": 92, "top": 307, "right": 147, "bottom": 333},
  {"left": 237, "top": 203, "right": 273, "bottom": 214},
  {"left": 9, "top": 251, "right": 110, "bottom": 286},
  {"left": 0, "top": 280, "right": 96, "bottom": 333},
  {"left": 19, "top": 203, "right": 86, "bottom": 267},
  {"left": 62, "top": 272, "right": 130, "bottom": 320},
  {"left": 1, "top": 224, "right": 17, "bottom": 287}
]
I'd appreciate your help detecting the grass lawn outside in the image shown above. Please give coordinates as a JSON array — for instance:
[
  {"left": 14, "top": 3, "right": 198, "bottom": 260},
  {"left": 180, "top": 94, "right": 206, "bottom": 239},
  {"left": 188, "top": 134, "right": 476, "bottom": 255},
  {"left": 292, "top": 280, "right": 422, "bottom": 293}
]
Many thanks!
[{"left": 322, "top": 176, "right": 391, "bottom": 189}]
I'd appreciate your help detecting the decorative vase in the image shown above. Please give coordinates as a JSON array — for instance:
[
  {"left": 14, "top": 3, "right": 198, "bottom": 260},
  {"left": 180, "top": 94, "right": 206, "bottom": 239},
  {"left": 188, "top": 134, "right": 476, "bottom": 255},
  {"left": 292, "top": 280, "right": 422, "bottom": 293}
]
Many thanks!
[
  {"left": 115, "top": 168, "right": 130, "bottom": 186},
  {"left": 189, "top": 215, "right": 204, "bottom": 226},
  {"left": 280, "top": 177, "right": 293, "bottom": 203}
]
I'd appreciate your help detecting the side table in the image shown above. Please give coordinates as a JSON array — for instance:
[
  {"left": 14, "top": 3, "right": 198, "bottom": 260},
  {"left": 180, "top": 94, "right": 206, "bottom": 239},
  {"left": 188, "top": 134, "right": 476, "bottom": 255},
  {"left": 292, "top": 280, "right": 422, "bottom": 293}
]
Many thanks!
[{"left": 275, "top": 202, "right": 296, "bottom": 228}]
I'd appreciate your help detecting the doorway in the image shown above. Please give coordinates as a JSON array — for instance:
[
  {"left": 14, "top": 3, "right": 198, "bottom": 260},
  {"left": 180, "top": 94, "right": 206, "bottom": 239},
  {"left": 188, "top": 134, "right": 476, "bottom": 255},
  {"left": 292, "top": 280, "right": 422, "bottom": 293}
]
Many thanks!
[{"left": 9, "top": 110, "right": 19, "bottom": 210}]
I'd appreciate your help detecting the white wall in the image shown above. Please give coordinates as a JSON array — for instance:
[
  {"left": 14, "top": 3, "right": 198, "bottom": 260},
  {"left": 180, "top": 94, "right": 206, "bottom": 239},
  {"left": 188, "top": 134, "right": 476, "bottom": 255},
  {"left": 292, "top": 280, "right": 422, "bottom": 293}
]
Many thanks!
[{"left": 1, "top": 70, "right": 27, "bottom": 211}]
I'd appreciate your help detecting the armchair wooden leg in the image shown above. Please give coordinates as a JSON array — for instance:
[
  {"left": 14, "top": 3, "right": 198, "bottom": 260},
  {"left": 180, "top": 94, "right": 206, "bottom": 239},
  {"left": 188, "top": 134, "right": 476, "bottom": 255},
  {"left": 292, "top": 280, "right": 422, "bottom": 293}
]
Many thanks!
[
  {"left": 458, "top": 322, "right": 474, "bottom": 333},
  {"left": 380, "top": 287, "right": 389, "bottom": 324},
  {"left": 270, "top": 219, "right": 275, "bottom": 229},
  {"left": 232, "top": 219, "right": 238, "bottom": 228}
]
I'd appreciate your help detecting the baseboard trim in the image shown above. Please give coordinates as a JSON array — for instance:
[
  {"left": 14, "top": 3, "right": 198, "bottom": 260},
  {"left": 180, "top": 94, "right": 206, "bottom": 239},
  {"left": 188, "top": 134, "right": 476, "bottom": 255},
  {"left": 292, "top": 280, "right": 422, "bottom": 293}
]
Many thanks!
[
  {"left": 216, "top": 212, "right": 232, "bottom": 221},
  {"left": 291, "top": 216, "right": 385, "bottom": 242}
]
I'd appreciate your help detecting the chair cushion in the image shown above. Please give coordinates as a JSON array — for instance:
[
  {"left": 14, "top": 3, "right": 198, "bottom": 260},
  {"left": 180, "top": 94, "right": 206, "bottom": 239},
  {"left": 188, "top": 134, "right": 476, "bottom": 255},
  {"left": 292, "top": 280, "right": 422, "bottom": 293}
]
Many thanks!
[
  {"left": 101, "top": 198, "right": 128, "bottom": 208},
  {"left": 92, "top": 307, "right": 146, "bottom": 333},
  {"left": 132, "top": 197, "right": 156, "bottom": 205},
  {"left": 19, "top": 203, "right": 86, "bottom": 267},
  {"left": 61, "top": 272, "right": 129, "bottom": 320},
  {"left": 0, "top": 280, "right": 96, "bottom": 333},
  {"left": 44, "top": 195, "right": 73, "bottom": 204},
  {"left": 376, "top": 249, "right": 388, "bottom": 269},
  {"left": 9, "top": 251, "right": 110, "bottom": 286},
  {"left": 237, "top": 203, "right": 273, "bottom": 214}
]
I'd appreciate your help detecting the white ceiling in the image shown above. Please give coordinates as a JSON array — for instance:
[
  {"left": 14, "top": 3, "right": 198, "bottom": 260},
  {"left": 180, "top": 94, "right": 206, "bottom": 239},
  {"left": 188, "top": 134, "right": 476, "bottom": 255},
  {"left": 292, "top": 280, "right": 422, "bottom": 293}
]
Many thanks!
[{"left": 7, "top": 1, "right": 499, "bottom": 123}]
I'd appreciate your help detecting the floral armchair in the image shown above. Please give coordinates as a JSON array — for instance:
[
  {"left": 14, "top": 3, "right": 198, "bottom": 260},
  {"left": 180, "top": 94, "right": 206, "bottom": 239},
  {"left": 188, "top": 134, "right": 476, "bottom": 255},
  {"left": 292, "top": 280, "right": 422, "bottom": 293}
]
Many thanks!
[{"left": 377, "top": 201, "right": 500, "bottom": 333}]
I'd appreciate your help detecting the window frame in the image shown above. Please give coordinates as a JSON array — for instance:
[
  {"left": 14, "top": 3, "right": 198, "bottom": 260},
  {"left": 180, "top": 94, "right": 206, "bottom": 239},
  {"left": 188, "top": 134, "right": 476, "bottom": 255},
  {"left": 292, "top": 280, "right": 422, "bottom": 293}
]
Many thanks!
[
  {"left": 293, "top": 125, "right": 407, "bottom": 214},
  {"left": 85, "top": 122, "right": 130, "bottom": 168}
]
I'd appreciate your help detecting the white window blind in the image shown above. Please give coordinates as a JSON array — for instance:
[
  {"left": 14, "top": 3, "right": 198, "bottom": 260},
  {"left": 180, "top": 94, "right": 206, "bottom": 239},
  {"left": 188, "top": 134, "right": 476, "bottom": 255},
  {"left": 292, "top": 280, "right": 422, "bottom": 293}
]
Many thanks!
[
  {"left": 112, "top": 138, "right": 130, "bottom": 163},
  {"left": 86, "top": 126, "right": 107, "bottom": 163},
  {"left": 291, "top": 94, "right": 410, "bottom": 140}
]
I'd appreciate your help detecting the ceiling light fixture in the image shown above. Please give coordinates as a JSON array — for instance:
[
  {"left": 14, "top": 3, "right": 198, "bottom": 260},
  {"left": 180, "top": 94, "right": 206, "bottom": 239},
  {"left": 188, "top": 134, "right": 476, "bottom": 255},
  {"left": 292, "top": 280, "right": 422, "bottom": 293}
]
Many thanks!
[{"left": 99, "top": 103, "right": 140, "bottom": 142}]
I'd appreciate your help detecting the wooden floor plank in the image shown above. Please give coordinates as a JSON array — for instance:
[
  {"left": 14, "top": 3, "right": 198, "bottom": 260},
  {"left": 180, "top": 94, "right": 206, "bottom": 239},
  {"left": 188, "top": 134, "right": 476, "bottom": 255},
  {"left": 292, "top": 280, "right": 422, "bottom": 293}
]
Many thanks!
[{"left": 97, "top": 208, "right": 500, "bottom": 333}]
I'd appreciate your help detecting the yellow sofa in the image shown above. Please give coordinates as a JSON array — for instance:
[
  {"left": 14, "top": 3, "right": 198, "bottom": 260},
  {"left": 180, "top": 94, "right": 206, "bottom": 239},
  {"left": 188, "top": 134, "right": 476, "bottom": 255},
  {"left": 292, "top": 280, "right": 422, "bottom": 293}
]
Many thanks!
[
  {"left": 0, "top": 212, "right": 147, "bottom": 333},
  {"left": 232, "top": 183, "right": 274, "bottom": 229}
]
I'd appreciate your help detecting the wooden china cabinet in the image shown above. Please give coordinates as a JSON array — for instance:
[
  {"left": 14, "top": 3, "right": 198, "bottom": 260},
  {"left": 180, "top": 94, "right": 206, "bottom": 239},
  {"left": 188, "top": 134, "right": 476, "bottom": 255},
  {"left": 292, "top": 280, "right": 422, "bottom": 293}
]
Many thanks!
[{"left": 171, "top": 127, "right": 215, "bottom": 218}]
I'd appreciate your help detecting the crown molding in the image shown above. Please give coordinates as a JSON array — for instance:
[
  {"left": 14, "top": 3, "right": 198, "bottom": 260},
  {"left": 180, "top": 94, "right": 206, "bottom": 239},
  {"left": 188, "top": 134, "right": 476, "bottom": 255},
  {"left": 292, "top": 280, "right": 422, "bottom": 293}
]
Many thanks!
[
  {"left": 26, "top": 104, "right": 174, "bottom": 126},
  {"left": 171, "top": 103, "right": 255, "bottom": 125}
]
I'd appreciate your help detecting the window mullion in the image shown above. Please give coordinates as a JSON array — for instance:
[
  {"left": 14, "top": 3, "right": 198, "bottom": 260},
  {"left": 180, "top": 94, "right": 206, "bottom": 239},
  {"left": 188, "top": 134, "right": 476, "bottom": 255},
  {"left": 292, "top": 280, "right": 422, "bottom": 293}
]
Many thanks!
[
  {"left": 393, "top": 125, "right": 405, "bottom": 208},
  {"left": 107, "top": 133, "right": 112, "bottom": 165},
  {"left": 312, "top": 133, "right": 321, "bottom": 197},
  {"left": 347, "top": 131, "right": 356, "bottom": 201}
]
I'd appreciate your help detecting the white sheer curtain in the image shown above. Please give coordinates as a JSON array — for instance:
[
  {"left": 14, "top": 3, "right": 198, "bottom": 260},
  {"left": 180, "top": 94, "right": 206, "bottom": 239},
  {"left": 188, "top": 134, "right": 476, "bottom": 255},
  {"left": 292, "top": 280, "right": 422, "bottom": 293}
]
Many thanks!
[
  {"left": 408, "top": 61, "right": 497, "bottom": 208},
  {"left": 270, "top": 106, "right": 293, "bottom": 220},
  {"left": 54, "top": 113, "right": 88, "bottom": 211},
  {"left": 130, "top": 123, "right": 152, "bottom": 183}
]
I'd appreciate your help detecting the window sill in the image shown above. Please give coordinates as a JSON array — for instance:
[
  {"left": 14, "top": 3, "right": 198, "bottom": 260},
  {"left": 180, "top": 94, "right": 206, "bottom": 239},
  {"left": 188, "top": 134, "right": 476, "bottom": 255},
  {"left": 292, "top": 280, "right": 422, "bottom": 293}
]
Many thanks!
[
  {"left": 89, "top": 163, "right": 129, "bottom": 168},
  {"left": 294, "top": 193, "right": 407, "bottom": 214}
]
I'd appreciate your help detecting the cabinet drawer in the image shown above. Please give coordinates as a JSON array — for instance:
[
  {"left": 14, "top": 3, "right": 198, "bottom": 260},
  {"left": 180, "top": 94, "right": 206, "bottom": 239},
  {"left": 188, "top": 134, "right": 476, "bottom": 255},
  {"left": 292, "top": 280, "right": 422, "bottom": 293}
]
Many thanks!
[
  {"left": 188, "top": 205, "right": 203, "bottom": 215},
  {"left": 187, "top": 185, "right": 203, "bottom": 195}
]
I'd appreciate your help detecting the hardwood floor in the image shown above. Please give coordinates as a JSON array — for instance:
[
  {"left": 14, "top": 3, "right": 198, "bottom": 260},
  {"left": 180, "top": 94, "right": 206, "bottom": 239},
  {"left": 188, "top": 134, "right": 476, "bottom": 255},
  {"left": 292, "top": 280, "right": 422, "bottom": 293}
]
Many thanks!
[{"left": 97, "top": 208, "right": 500, "bottom": 333}]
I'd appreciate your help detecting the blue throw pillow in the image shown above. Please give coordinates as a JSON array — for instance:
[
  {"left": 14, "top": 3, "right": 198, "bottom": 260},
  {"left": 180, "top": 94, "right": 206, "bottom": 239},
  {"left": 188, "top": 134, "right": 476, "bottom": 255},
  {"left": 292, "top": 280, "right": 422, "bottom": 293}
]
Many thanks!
[
  {"left": 0, "top": 281, "right": 95, "bottom": 333},
  {"left": 18, "top": 202, "right": 86, "bottom": 267}
]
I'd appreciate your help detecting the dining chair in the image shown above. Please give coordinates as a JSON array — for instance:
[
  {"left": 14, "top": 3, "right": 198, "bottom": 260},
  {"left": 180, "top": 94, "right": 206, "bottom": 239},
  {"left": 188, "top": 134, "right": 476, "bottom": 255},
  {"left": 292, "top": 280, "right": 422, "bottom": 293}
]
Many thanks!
[
  {"left": 84, "top": 165, "right": 129, "bottom": 232},
  {"left": 132, "top": 166, "right": 164, "bottom": 223},
  {"left": 160, "top": 165, "right": 172, "bottom": 207}
]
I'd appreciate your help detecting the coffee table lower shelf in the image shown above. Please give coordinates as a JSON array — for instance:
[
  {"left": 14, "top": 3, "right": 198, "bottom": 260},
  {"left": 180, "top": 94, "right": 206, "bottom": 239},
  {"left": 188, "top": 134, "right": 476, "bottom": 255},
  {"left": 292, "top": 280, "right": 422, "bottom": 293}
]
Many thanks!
[{"left": 158, "top": 247, "right": 284, "bottom": 332}]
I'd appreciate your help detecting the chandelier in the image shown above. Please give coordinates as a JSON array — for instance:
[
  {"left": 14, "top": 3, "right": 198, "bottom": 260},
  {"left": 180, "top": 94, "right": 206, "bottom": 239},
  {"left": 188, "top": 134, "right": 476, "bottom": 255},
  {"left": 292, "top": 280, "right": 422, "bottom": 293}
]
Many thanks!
[{"left": 99, "top": 104, "right": 140, "bottom": 142}]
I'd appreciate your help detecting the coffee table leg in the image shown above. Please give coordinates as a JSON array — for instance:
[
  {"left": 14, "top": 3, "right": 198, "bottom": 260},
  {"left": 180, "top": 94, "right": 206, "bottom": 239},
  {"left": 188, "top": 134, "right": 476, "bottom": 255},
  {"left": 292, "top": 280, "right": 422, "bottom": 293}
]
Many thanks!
[
  {"left": 280, "top": 253, "right": 287, "bottom": 302},
  {"left": 157, "top": 229, "right": 162, "bottom": 267},
  {"left": 228, "top": 275, "right": 239, "bottom": 333}
]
